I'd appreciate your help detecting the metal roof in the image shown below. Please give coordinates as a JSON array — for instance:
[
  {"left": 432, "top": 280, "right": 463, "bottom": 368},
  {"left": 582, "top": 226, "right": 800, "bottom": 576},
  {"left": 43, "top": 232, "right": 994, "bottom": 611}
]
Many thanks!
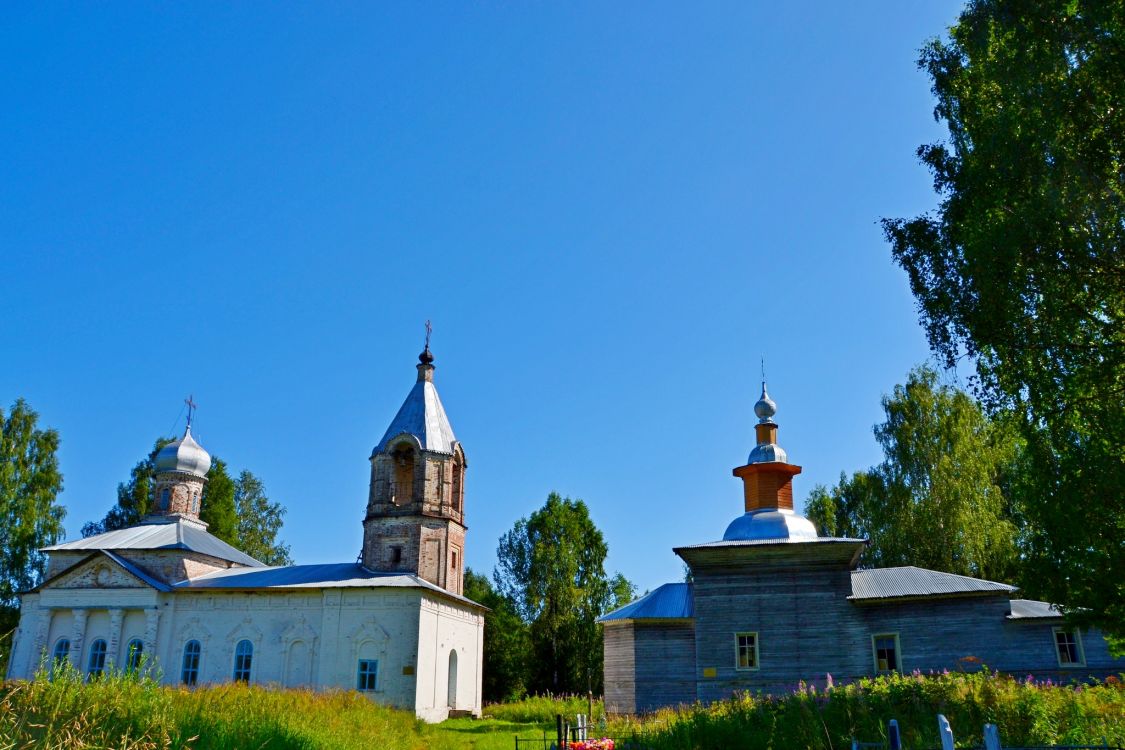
[
  {"left": 598, "top": 583, "right": 693, "bottom": 622},
  {"left": 101, "top": 550, "right": 173, "bottom": 591},
  {"left": 174, "top": 562, "right": 486, "bottom": 609},
  {"left": 677, "top": 537, "right": 864, "bottom": 549},
  {"left": 373, "top": 378, "right": 458, "bottom": 456},
  {"left": 1007, "top": 598, "right": 1064, "bottom": 620},
  {"left": 43, "top": 518, "right": 265, "bottom": 568},
  {"left": 849, "top": 566, "right": 1018, "bottom": 601},
  {"left": 722, "top": 509, "right": 819, "bottom": 542}
]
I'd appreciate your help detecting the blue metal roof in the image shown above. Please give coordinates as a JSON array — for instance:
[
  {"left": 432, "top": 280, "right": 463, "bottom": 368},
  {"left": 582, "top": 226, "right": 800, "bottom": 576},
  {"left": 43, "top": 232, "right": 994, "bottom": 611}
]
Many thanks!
[
  {"left": 598, "top": 583, "right": 693, "bottom": 622},
  {"left": 849, "top": 566, "right": 1018, "bottom": 601},
  {"left": 43, "top": 517, "right": 265, "bottom": 568},
  {"left": 174, "top": 562, "right": 486, "bottom": 608}
]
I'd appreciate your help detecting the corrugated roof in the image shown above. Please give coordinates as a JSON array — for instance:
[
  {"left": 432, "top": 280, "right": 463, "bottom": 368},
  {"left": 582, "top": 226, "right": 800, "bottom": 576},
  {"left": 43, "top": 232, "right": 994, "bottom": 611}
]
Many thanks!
[
  {"left": 849, "top": 566, "right": 1017, "bottom": 601},
  {"left": 43, "top": 518, "right": 265, "bottom": 568},
  {"left": 174, "top": 562, "right": 485, "bottom": 609},
  {"left": 1007, "top": 598, "right": 1063, "bottom": 620},
  {"left": 677, "top": 537, "right": 864, "bottom": 549},
  {"left": 598, "top": 583, "right": 693, "bottom": 622},
  {"left": 374, "top": 379, "right": 458, "bottom": 455}
]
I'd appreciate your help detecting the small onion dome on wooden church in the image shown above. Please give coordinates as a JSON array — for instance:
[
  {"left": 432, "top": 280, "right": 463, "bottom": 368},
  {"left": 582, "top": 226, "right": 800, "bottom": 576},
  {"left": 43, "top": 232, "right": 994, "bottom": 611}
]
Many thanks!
[
  {"left": 154, "top": 425, "right": 212, "bottom": 478},
  {"left": 372, "top": 343, "right": 459, "bottom": 456},
  {"left": 723, "top": 381, "right": 818, "bottom": 541}
]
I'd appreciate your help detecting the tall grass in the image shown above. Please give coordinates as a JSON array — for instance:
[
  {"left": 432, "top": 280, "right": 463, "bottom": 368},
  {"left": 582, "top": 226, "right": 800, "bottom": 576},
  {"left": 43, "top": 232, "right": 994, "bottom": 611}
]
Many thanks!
[
  {"left": 4, "top": 668, "right": 1121, "bottom": 749},
  {"left": 484, "top": 694, "right": 603, "bottom": 724},
  {"left": 0, "top": 663, "right": 430, "bottom": 749},
  {"left": 613, "top": 671, "right": 1125, "bottom": 750}
]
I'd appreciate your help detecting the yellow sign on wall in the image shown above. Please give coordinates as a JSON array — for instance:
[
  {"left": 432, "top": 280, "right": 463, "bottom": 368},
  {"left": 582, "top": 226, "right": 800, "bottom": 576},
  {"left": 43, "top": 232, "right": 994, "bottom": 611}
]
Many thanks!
[{"left": 702, "top": 667, "right": 717, "bottom": 678}]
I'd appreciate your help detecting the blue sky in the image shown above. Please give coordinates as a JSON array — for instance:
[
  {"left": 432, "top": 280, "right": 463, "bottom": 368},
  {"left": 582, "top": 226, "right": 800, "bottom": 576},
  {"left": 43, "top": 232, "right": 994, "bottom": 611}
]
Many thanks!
[{"left": 2, "top": 2, "right": 962, "bottom": 594}]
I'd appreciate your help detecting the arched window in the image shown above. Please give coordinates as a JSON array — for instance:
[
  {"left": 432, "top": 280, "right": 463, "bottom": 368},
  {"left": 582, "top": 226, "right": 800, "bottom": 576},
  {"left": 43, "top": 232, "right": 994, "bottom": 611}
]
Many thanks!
[
  {"left": 160, "top": 488, "right": 170, "bottom": 510},
  {"left": 87, "top": 639, "right": 107, "bottom": 677},
  {"left": 391, "top": 444, "right": 414, "bottom": 506},
  {"left": 181, "top": 640, "right": 201, "bottom": 685},
  {"left": 52, "top": 638, "right": 71, "bottom": 664},
  {"left": 233, "top": 639, "right": 253, "bottom": 683},
  {"left": 125, "top": 639, "right": 144, "bottom": 672}
]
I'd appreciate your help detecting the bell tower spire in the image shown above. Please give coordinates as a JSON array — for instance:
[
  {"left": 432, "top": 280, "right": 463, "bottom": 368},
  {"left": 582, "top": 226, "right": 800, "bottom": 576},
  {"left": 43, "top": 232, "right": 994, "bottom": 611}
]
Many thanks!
[{"left": 361, "top": 336, "right": 467, "bottom": 595}]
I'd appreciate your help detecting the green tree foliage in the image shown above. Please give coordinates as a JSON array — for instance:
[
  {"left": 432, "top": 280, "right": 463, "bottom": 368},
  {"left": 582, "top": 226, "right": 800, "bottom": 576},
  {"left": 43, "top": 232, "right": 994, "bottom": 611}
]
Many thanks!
[
  {"left": 463, "top": 568, "right": 530, "bottom": 702},
  {"left": 234, "top": 470, "right": 292, "bottom": 566},
  {"left": 0, "top": 399, "right": 66, "bottom": 673},
  {"left": 84, "top": 439, "right": 291, "bottom": 564},
  {"left": 805, "top": 366, "right": 1022, "bottom": 582},
  {"left": 495, "top": 492, "right": 634, "bottom": 694},
  {"left": 199, "top": 457, "right": 237, "bottom": 546},
  {"left": 882, "top": 1, "right": 1125, "bottom": 635}
]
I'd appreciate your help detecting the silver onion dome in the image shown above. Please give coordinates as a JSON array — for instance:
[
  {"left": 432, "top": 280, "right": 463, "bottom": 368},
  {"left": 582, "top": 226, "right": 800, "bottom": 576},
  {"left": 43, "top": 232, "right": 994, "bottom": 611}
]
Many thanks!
[
  {"left": 723, "top": 508, "right": 818, "bottom": 541},
  {"left": 155, "top": 426, "right": 212, "bottom": 478},
  {"left": 753, "top": 382, "right": 777, "bottom": 423}
]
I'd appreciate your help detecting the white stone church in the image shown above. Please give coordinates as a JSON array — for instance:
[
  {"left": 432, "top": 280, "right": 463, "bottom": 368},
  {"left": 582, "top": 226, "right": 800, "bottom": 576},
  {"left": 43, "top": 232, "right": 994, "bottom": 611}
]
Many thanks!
[{"left": 6, "top": 347, "right": 484, "bottom": 722}]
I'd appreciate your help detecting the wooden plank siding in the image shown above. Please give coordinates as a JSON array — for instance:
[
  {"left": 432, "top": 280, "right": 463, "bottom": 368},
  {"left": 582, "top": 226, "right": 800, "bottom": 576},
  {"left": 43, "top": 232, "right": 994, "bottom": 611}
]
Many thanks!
[
  {"left": 605, "top": 545, "right": 1125, "bottom": 713},
  {"left": 633, "top": 621, "right": 696, "bottom": 712},
  {"left": 858, "top": 597, "right": 1124, "bottom": 680},
  {"left": 603, "top": 622, "right": 636, "bottom": 714},
  {"left": 692, "top": 560, "right": 869, "bottom": 702}
]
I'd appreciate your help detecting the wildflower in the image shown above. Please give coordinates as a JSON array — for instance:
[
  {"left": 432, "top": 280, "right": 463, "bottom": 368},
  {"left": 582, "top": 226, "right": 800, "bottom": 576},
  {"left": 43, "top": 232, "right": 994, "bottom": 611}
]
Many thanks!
[{"left": 826, "top": 673, "right": 834, "bottom": 689}]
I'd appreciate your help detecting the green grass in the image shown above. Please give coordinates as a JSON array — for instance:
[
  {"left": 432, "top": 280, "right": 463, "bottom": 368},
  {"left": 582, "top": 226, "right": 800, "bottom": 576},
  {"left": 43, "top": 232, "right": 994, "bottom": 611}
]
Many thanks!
[{"left": 3, "top": 667, "right": 1122, "bottom": 749}]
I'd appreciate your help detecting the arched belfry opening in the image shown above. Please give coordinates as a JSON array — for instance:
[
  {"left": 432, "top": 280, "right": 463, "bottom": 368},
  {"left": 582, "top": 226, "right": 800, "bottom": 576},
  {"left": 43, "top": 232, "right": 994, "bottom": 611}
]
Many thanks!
[
  {"left": 451, "top": 452, "right": 464, "bottom": 516},
  {"left": 362, "top": 342, "right": 468, "bottom": 595},
  {"left": 391, "top": 442, "right": 415, "bottom": 506}
]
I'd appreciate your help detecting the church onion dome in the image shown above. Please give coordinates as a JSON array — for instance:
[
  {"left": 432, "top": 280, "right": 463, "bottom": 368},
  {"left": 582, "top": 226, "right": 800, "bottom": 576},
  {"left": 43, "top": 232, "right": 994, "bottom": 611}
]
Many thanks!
[
  {"left": 722, "top": 508, "right": 818, "bottom": 541},
  {"left": 155, "top": 426, "right": 212, "bottom": 478},
  {"left": 372, "top": 346, "right": 458, "bottom": 456},
  {"left": 748, "top": 380, "right": 787, "bottom": 464}
]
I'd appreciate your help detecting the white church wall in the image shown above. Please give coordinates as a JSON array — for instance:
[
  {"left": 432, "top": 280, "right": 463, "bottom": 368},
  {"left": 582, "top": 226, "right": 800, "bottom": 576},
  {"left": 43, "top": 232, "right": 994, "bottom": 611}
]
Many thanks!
[{"left": 414, "top": 595, "right": 484, "bottom": 722}]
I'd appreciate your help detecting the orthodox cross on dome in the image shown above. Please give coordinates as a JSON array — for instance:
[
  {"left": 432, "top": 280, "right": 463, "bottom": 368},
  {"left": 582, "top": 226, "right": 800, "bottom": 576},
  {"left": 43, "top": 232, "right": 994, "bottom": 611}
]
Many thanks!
[
  {"left": 419, "top": 320, "right": 435, "bottom": 365},
  {"left": 185, "top": 394, "right": 197, "bottom": 429}
]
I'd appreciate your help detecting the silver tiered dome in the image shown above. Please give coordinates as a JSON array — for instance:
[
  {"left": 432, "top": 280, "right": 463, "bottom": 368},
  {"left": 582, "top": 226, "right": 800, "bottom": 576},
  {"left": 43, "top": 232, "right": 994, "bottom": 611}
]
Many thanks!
[
  {"left": 748, "top": 381, "right": 787, "bottom": 464},
  {"left": 155, "top": 426, "right": 212, "bottom": 478}
]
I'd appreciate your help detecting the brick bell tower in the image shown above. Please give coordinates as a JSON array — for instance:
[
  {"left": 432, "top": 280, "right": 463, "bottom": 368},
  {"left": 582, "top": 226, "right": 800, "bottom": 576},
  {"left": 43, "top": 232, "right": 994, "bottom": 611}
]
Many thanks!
[{"left": 361, "top": 338, "right": 467, "bottom": 595}]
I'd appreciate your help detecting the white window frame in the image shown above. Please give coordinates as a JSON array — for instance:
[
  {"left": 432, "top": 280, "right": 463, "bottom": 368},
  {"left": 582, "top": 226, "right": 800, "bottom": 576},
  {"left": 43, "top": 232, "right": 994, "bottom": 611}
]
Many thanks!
[
  {"left": 357, "top": 659, "right": 379, "bottom": 692},
  {"left": 87, "top": 638, "right": 108, "bottom": 677},
  {"left": 734, "top": 631, "right": 759, "bottom": 671},
  {"left": 181, "top": 640, "right": 202, "bottom": 686},
  {"left": 232, "top": 639, "right": 254, "bottom": 683},
  {"left": 871, "top": 633, "right": 901, "bottom": 673},
  {"left": 1052, "top": 626, "right": 1086, "bottom": 667},
  {"left": 125, "top": 638, "right": 144, "bottom": 672}
]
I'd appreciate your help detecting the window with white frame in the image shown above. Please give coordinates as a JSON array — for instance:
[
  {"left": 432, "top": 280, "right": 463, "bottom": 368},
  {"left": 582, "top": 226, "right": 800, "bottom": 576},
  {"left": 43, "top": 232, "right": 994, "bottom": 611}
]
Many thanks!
[
  {"left": 125, "top": 639, "right": 144, "bottom": 672},
  {"left": 357, "top": 659, "right": 378, "bottom": 691},
  {"left": 1053, "top": 627, "right": 1085, "bottom": 667},
  {"left": 734, "top": 632, "right": 758, "bottom": 670},
  {"left": 233, "top": 639, "right": 253, "bottom": 682},
  {"left": 872, "top": 634, "right": 901, "bottom": 673},
  {"left": 87, "top": 639, "right": 108, "bottom": 677},
  {"left": 181, "top": 640, "right": 201, "bottom": 685},
  {"left": 52, "top": 638, "right": 71, "bottom": 665}
]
